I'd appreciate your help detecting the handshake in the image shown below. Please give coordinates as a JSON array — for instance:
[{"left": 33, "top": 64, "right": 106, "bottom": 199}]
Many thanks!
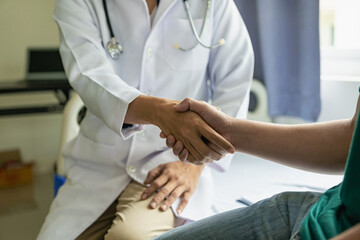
[{"left": 158, "top": 98, "right": 236, "bottom": 165}]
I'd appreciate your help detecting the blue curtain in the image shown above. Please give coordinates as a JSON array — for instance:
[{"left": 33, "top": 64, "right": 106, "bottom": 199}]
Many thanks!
[{"left": 235, "top": 0, "right": 321, "bottom": 122}]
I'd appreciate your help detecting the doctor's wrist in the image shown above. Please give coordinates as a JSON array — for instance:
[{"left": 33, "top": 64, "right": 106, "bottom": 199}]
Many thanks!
[{"left": 126, "top": 95, "right": 177, "bottom": 126}]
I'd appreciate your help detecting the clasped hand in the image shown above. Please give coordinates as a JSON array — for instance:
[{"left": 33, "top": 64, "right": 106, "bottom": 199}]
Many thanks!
[
  {"left": 153, "top": 99, "right": 234, "bottom": 164},
  {"left": 160, "top": 98, "right": 234, "bottom": 165}
]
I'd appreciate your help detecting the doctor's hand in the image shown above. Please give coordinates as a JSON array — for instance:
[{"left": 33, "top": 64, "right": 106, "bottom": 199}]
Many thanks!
[
  {"left": 161, "top": 98, "right": 234, "bottom": 163},
  {"left": 141, "top": 161, "right": 204, "bottom": 215},
  {"left": 125, "top": 95, "right": 234, "bottom": 163},
  {"left": 149, "top": 98, "right": 234, "bottom": 163}
]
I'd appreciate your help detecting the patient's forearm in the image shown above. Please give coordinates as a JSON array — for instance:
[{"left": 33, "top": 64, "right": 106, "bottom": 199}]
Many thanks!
[
  {"left": 331, "top": 223, "right": 360, "bottom": 240},
  {"left": 229, "top": 118, "right": 354, "bottom": 174}
]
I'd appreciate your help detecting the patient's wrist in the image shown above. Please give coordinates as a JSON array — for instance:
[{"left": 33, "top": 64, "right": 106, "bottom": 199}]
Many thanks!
[{"left": 227, "top": 117, "right": 245, "bottom": 152}]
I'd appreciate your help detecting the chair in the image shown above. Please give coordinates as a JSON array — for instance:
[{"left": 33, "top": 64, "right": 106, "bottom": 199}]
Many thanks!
[
  {"left": 247, "top": 79, "right": 272, "bottom": 122},
  {"left": 54, "top": 92, "right": 84, "bottom": 196}
]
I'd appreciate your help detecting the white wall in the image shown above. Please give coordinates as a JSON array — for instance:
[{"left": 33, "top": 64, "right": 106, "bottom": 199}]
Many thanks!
[
  {"left": 318, "top": 79, "right": 359, "bottom": 122},
  {"left": 0, "top": 0, "right": 61, "bottom": 172}
]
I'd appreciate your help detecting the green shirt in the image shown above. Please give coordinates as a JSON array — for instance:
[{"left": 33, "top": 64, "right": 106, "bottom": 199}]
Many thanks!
[{"left": 301, "top": 90, "right": 360, "bottom": 239}]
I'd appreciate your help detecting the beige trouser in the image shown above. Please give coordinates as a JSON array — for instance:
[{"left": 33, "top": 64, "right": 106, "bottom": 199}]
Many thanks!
[{"left": 76, "top": 181, "right": 182, "bottom": 240}]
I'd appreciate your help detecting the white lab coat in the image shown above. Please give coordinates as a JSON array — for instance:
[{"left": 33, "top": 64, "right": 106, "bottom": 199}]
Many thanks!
[{"left": 38, "top": 0, "right": 254, "bottom": 239}]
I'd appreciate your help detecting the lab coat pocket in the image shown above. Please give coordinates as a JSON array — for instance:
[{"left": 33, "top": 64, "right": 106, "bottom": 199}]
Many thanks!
[{"left": 163, "top": 18, "right": 211, "bottom": 71}]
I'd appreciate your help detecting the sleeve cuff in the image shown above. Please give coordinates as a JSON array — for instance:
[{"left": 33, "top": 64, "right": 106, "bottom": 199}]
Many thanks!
[{"left": 120, "top": 124, "right": 144, "bottom": 140}]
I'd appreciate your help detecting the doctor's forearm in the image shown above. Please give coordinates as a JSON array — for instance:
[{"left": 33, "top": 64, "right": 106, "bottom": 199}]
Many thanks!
[{"left": 124, "top": 95, "right": 177, "bottom": 125}]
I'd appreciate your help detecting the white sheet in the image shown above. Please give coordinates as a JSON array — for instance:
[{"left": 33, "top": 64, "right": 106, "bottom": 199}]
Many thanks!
[{"left": 211, "top": 153, "right": 343, "bottom": 213}]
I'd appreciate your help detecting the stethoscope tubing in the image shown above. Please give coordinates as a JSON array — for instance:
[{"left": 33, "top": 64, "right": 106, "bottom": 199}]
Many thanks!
[
  {"left": 179, "top": 0, "right": 210, "bottom": 51},
  {"left": 103, "top": 0, "right": 224, "bottom": 59},
  {"left": 103, "top": 0, "right": 115, "bottom": 39}
]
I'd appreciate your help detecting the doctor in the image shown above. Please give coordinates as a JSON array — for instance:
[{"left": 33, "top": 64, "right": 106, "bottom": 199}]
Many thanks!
[{"left": 38, "top": 0, "right": 254, "bottom": 239}]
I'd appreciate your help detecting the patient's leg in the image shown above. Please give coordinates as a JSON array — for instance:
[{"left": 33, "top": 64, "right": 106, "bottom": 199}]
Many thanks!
[{"left": 154, "top": 191, "right": 321, "bottom": 240}]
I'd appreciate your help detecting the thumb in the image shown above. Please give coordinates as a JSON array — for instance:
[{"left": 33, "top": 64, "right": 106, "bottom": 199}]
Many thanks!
[{"left": 174, "top": 98, "right": 191, "bottom": 112}]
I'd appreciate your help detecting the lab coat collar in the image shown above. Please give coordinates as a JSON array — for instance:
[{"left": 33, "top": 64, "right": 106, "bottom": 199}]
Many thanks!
[{"left": 152, "top": 0, "right": 178, "bottom": 29}]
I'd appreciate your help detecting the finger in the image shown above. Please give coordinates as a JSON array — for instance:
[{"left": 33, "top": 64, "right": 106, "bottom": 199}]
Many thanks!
[
  {"left": 200, "top": 125, "right": 235, "bottom": 154},
  {"left": 178, "top": 149, "right": 189, "bottom": 162},
  {"left": 142, "top": 174, "right": 169, "bottom": 202},
  {"left": 207, "top": 141, "right": 228, "bottom": 155},
  {"left": 189, "top": 134, "right": 223, "bottom": 161},
  {"left": 160, "top": 186, "right": 185, "bottom": 211},
  {"left": 160, "top": 132, "right": 167, "bottom": 138},
  {"left": 173, "top": 98, "right": 191, "bottom": 112},
  {"left": 172, "top": 141, "right": 184, "bottom": 156},
  {"left": 143, "top": 165, "right": 162, "bottom": 185},
  {"left": 149, "top": 181, "right": 177, "bottom": 209},
  {"left": 181, "top": 138, "right": 207, "bottom": 162},
  {"left": 176, "top": 192, "right": 192, "bottom": 215},
  {"left": 166, "top": 135, "right": 176, "bottom": 148},
  {"left": 174, "top": 98, "right": 208, "bottom": 114},
  {"left": 185, "top": 153, "right": 197, "bottom": 164},
  {"left": 193, "top": 161, "right": 204, "bottom": 166}
]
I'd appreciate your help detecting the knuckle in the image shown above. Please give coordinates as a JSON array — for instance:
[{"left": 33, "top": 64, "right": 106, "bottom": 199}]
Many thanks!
[
  {"left": 179, "top": 155, "right": 187, "bottom": 161},
  {"left": 164, "top": 169, "right": 173, "bottom": 176},
  {"left": 197, "top": 155, "right": 205, "bottom": 161},
  {"left": 203, "top": 148, "right": 211, "bottom": 157},
  {"left": 149, "top": 172, "right": 156, "bottom": 178},
  {"left": 153, "top": 195, "right": 164, "bottom": 203},
  {"left": 173, "top": 148, "right": 178, "bottom": 156},
  {"left": 159, "top": 188, "right": 170, "bottom": 195},
  {"left": 172, "top": 176, "right": 181, "bottom": 183},
  {"left": 166, "top": 138, "right": 173, "bottom": 147},
  {"left": 167, "top": 194, "right": 177, "bottom": 203},
  {"left": 182, "top": 198, "right": 189, "bottom": 205},
  {"left": 153, "top": 182, "right": 162, "bottom": 189}
]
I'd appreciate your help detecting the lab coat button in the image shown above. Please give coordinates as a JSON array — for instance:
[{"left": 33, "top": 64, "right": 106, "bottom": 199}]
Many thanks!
[
  {"left": 146, "top": 48, "right": 153, "bottom": 57},
  {"left": 128, "top": 165, "right": 136, "bottom": 173}
]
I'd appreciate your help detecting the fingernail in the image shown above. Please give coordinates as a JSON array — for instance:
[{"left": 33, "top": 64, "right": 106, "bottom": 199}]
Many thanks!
[
  {"left": 161, "top": 204, "right": 167, "bottom": 211},
  {"left": 150, "top": 202, "right": 157, "bottom": 208},
  {"left": 168, "top": 139, "right": 173, "bottom": 145},
  {"left": 228, "top": 148, "right": 235, "bottom": 154},
  {"left": 177, "top": 209, "right": 182, "bottom": 215},
  {"left": 141, "top": 193, "right": 147, "bottom": 200}
]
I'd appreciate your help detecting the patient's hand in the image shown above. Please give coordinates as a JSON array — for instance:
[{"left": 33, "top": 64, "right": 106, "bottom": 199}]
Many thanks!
[
  {"left": 152, "top": 98, "right": 234, "bottom": 163},
  {"left": 161, "top": 98, "right": 234, "bottom": 164},
  {"left": 126, "top": 95, "right": 233, "bottom": 163}
]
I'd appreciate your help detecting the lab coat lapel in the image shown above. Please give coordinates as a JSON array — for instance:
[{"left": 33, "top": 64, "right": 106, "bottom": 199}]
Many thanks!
[{"left": 152, "top": 0, "right": 178, "bottom": 28}]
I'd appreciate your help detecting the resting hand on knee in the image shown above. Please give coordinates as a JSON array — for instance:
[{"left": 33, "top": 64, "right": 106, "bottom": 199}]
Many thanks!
[{"left": 142, "top": 161, "right": 204, "bottom": 215}]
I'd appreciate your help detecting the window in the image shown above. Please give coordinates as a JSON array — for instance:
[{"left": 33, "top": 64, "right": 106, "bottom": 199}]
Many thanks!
[{"left": 320, "top": 0, "right": 360, "bottom": 79}]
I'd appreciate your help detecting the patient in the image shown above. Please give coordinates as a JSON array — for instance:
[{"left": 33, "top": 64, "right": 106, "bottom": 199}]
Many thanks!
[{"left": 155, "top": 91, "right": 360, "bottom": 239}]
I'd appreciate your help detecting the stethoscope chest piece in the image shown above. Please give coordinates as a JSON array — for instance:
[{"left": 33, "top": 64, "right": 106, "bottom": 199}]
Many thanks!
[{"left": 107, "top": 37, "right": 123, "bottom": 60}]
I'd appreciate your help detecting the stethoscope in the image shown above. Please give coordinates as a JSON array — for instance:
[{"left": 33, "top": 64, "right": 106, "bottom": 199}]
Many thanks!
[{"left": 103, "top": 0, "right": 225, "bottom": 60}]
